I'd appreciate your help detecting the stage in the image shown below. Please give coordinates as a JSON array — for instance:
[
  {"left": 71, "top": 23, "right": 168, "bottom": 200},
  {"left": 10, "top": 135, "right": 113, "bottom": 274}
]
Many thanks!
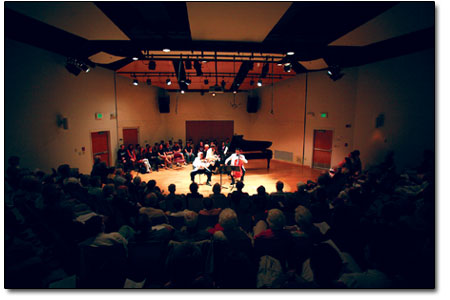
[{"left": 132, "top": 159, "right": 322, "bottom": 196}]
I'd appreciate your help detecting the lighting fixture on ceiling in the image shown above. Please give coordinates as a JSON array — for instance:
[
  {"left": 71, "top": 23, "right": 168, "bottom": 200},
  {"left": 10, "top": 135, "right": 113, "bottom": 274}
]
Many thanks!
[
  {"left": 185, "top": 79, "right": 191, "bottom": 85},
  {"left": 166, "top": 78, "right": 172, "bottom": 85},
  {"left": 181, "top": 90, "right": 185, "bottom": 94},
  {"left": 162, "top": 48, "right": 170, "bottom": 53},
  {"left": 212, "top": 93, "right": 216, "bottom": 97},
  {"left": 133, "top": 78, "right": 139, "bottom": 86},
  {"left": 185, "top": 59, "right": 192, "bottom": 69},
  {"left": 194, "top": 60, "right": 203, "bottom": 76},
  {"left": 148, "top": 60, "right": 156, "bottom": 70},
  {"left": 204, "top": 79, "right": 209, "bottom": 85},
  {"left": 261, "top": 63, "right": 269, "bottom": 78},
  {"left": 284, "top": 64, "right": 291, "bottom": 72},
  {"left": 327, "top": 65, "right": 344, "bottom": 81},
  {"left": 257, "top": 79, "right": 263, "bottom": 87},
  {"left": 146, "top": 78, "right": 152, "bottom": 85},
  {"left": 65, "top": 57, "right": 92, "bottom": 76},
  {"left": 132, "top": 56, "right": 139, "bottom": 61},
  {"left": 233, "top": 90, "right": 237, "bottom": 94},
  {"left": 287, "top": 51, "right": 295, "bottom": 56}
]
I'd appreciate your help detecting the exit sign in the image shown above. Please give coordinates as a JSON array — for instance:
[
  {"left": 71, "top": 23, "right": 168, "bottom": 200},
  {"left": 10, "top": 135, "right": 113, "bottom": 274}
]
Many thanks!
[
  {"left": 95, "top": 113, "right": 103, "bottom": 120},
  {"left": 320, "top": 112, "right": 328, "bottom": 118}
]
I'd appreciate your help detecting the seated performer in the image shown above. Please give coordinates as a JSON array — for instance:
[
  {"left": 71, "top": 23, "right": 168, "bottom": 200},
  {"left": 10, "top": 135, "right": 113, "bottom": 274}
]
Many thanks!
[
  {"left": 225, "top": 148, "right": 248, "bottom": 185},
  {"left": 190, "top": 152, "right": 212, "bottom": 186},
  {"left": 205, "top": 144, "right": 220, "bottom": 173}
]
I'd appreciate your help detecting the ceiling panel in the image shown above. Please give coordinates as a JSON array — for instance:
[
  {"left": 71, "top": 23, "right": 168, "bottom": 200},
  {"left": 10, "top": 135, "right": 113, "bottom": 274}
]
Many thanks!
[
  {"left": 187, "top": 2, "right": 292, "bottom": 42},
  {"left": 5, "top": 2, "right": 130, "bottom": 40}
]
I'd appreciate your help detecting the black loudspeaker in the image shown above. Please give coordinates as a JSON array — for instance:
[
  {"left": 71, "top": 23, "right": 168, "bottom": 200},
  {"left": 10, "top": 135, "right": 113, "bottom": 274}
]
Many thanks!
[
  {"left": 158, "top": 95, "right": 170, "bottom": 113},
  {"left": 247, "top": 96, "right": 259, "bottom": 113}
]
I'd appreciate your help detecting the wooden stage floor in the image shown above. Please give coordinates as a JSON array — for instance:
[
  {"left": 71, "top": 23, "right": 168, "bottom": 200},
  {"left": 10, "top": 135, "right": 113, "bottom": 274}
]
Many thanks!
[{"left": 132, "top": 160, "right": 323, "bottom": 196}]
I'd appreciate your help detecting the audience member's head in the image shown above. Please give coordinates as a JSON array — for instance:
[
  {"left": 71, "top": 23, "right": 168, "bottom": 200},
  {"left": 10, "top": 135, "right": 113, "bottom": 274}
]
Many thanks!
[
  {"left": 276, "top": 181, "right": 284, "bottom": 192},
  {"left": 133, "top": 176, "right": 141, "bottom": 186},
  {"left": 257, "top": 185, "right": 266, "bottom": 196},
  {"left": 168, "top": 183, "right": 176, "bottom": 194},
  {"left": 102, "top": 184, "right": 115, "bottom": 198},
  {"left": 57, "top": 164, "right": 71, "bottom": 179},
  {"left": 219, "top": 208, "right": 239, "bottom": 230},
  {"left": 147, "top": 180, "right": 157, "bottom": 191},
  {"left": 236, "top": 181, "right": 244, "bottom": 191},
  {"left": 266, "top": 209, "right": 286, "bottom": 230},
  {"left": 143, "top": 192, "right": 159, "bottom": 208},
  {"left": 295, "top": 205, "right": 313, "bottom": 228},
  {"left": 189, "top": 182, "right": 199, "bottom": 194},
  {"left": 184, "top": 210, "right": 199, "bottom": 229},
  {"left": 212, "top": 183, "right": 221, "bottom": 195}
]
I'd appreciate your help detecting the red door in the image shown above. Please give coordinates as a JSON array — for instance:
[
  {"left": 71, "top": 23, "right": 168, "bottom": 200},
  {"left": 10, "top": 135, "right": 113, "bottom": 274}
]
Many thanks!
[
  {"left": 91, "top": 131, "right": 111, "bottom": 166},
  {"left": 312, "top": 130, "right": 333, "bottom": 169},
  {"left": 123, "top": 128, "right": 139, "bottom": 147}
]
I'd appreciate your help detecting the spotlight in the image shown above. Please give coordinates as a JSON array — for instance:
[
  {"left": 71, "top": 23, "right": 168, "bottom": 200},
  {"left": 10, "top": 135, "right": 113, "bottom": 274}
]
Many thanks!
[
  {"left": 257, "top": 79, "right": 262, "bottom": 87},
  {"left": 146, "top": 78, "right": 152, "bottom": 85},
  {"left": 194, "top": 60, "right": 203, "bottom": 76},
  {"left": 212, "top": 93, "right": 216, "bottom": 97},
  {"left": 204, "top": 79, "right": 209, "bottom": 85},
  {"left": 261, "top": 63, "right": 269, "bottom": 78},
  {"left": 162, "top": 48, "right": 170, "bottom": 53},
  {"left": 327, "top": 65, "right": 344, "bottom": 81},
  {"left": 133, "top": 79, "right": 139, "bottom": 86},
  {"left": 181, "top": 90, "right": 185, "bottom": 94},
  {"left": 185, "top": 59, "right": 192, "bottom": 69},
  {"left": 148, "top": 60, "right": 156, "bottom": 70},
  {"left": 65, "top": 62, "right": 81, "bottom": 76},
  {"left": 185, "top": 79, "right": 191, "bottom": 85},
  {"left": 166, "top": 78, "right": 172, "bottom": 85},
  {"left": 233, "top": 90, "right": 237, "bottom": 94},
  {"left": 284, "top": 64, "right": 291, "bottom": 72},
  {"left": 287, "top": 51, "right": 295, "bottom": 56},
  {"left": 250, "top": 80, "right": 254, "bottom": 86},
  {"left": 80, "top": 63, "right": 90, "bottom": 73},
  {"left": 132, "top": 56, "right": 139, "bottom": 61}
]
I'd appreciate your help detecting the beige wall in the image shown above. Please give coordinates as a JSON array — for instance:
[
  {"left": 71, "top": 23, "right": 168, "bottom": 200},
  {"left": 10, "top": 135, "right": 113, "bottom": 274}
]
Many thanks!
[
  {"left": 5, "top": 39, "right": 118, "bottom": 174},
  {"left": 353, "top": 49, "right": 435, "bottom": 170}
]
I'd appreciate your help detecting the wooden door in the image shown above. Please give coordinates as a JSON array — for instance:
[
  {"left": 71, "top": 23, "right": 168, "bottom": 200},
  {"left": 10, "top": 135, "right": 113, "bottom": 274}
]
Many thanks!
[
  {"left": 123, "top": 128, "right": 139, "bottom": 147},
  {"left": 186, "top": 121, "right": 234, "bottom": 145},
  {"left": 91, "top": 131, "right": 111, "bottom": 166},
  {"left": 312, "top": 130, "right": 333, "bottom": 169}
]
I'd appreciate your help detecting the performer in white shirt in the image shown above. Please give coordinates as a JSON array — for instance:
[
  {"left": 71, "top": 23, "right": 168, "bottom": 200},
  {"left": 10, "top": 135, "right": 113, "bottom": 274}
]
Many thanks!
[
  {"left": 190, "top": 152, "right": 212, "bottom": 185},
  {"left": 224, "top": 148, "right": 248, "bottom": 185},
  {"left": 205, "top": 144, "right": 220, "bottom": 173}
]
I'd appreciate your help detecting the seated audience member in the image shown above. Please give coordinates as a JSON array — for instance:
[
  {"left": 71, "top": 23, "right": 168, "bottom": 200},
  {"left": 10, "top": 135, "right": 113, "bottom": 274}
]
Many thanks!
[
  {"left": 268, "top": 180, "right": 287, "bottom": 209},
  {"left": 251, "top": 185, "right": 269, "bottom": 223},
  {"left": 164, "top": 142, "right": 175, "bottom": 165},
  {"left": 157, "top": 144, "right": 171, "bottom": 169},
  {"left": 253, "top": 209, "right": 294, "bottom": 268},
  {"left": 136, "top": 146, "right": 152, "bottom": 173},
  {"left": 117, "top": 144, "right": 128, "bottom": 168},
  {"left": 162, "top": 184, "right": 185, "bottom": 212},
  {"left": 126, "top": 144, "right": 137, "bottom": 170},
  {"left": 172, "top": 141, "right": 186, "bottom": 166},
  {"left": 209, "top": 183, "right": 229, "bottom": 209},
  {"left": 139, "top": 193, "right": 168, "bottom": 226},
  {"left": 196, "top": 140, "right": 205, "bottom": 156},
  {"left": 186, "top": 182, "right": 204, "bottom": 212},
  {"left": 84, "top": 215, "right": 133, "bottom": 250},
  {"left": 199, "top": 197, "right": 222, "bottom": 216},
  {"left": 172, "top": 210, "right": 211, "bottom": 242},
  {"left": 183, "top": 140, "right": 195, "bottom": 164},
  {"left": 290, "top": 205, "right": 326, "bottom": 244},
  {"left": 166, "top": 198, "right": 187, "bottom": 217},
  {"left": 91, "top": 156, "right": 109, "bottom": 184},
  {"left": 164, "top": 242, "right": 213, "bottom": 288},
  {"left": 145, "top": 144, "right": 160, "bottom": 171},
  {"left": 309, "top": 243, "right": 346, "bottom": 288},
  {"left": 229, "top": 181, "right": 250, "bottom": 210},
  {"left": 133, "top": 214, "right": 173, "bottom": 243}
]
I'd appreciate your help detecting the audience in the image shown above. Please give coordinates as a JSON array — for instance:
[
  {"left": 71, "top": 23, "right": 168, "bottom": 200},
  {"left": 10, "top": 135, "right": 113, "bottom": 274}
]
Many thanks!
[{"left": 4, "top": 148, "right": 435, "bottom": 288}]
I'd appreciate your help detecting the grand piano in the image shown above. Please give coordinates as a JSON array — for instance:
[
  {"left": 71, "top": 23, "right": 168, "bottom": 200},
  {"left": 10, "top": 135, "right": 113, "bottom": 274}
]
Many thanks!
[{"left": 228, "top": 134, "right": 273, "bottom": 168}]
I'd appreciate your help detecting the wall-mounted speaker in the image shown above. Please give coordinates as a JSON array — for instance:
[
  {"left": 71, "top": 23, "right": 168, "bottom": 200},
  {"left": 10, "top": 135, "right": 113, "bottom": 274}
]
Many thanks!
[
  {"left": 247, "top": 96, "right": 259, "bottom": 113},
  {"left": 158, "top": 95, "right": 170, "bottom": 113}
]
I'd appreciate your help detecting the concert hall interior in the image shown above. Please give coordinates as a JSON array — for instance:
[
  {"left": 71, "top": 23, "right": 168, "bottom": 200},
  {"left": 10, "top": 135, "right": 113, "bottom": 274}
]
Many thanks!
[{"left": 4, "top": 2, "right": 435, "bottom": 289}]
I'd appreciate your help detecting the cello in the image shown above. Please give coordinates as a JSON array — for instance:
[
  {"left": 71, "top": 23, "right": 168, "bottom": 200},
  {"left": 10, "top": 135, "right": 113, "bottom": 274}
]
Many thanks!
[{"left": 231, "top": 155, "right": 245, "bottom": 181}]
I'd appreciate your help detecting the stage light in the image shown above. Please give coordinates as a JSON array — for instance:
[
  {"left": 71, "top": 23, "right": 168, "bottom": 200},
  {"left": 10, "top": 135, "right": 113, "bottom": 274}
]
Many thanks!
[
  {"left": 212, "top": 93, "right": 216, "bottom": 97},
  {"left": 80, "top": 63, "right": 90, "bottom": 73},
  {"left": 181, "top": 90, "right": 185, "bottom": 94},
  {"left": 204, "top": 79, "right": 209, "bottom": 85},
  {"left": 146, "top": 78, "right": 152, "bottom": 85},
  {"left": 186, "top": 79, "right": 191, "bottom": 85},
  {"left": 166, "top": 78, "right": 172, "bottom": 85},
  {"left": 132, "top": 56, "right": 139, "bottom": 61},
  {"left": 287, "top": 51, "right": 295, "bottom": 56},
  {"left": 148, "top": 60, "right": 156, "bottom": 70},
  {"left": 284, "top": 64, "right": 291, "bottom": 72},
  {"left": 233, "top": 90, "right": 237, "bottom": 94},
  {"left": 257, "top": 79, "right": 262, "bottom": 87},
  {"left": 133, "top": 79, "right": 139, "bottom": 86},
  {"left": 250, "top": 80, "right": 254, "bottom": 86},
  {"left": 327, "top": 65, "right": 344, "bottom": 81},
  {"left": 163, "top": 48, "right": 170, "bottom": 53}
]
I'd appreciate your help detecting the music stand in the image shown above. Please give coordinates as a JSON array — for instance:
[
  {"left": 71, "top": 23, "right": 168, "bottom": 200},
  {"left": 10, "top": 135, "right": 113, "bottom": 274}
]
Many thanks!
[{"left": 218, "top": 164, "right": 241, "bottom": 189}]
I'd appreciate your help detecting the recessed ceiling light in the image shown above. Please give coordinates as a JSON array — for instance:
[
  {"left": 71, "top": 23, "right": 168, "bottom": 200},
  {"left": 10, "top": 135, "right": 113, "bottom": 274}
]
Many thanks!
[
  {"left": 181, "top": 90, "right": 185, "bottom": 94},
  {"left": 163, "top": 48, "right": 171, "bottom": 53},
  {"left": 287, "top": 51, "right": 295, "bottom": 56},
  {"left": 257, "top": 79, "right": 262, "bottom": 87},
  {"left": 166, "top": 78, "right": 172, "bottom": 85},
  {"left": 133, "top": 79, "right": 139, "bottom": 86},
  {"left": 132, "top": 56, "right": 139, "bottom": 61}
]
